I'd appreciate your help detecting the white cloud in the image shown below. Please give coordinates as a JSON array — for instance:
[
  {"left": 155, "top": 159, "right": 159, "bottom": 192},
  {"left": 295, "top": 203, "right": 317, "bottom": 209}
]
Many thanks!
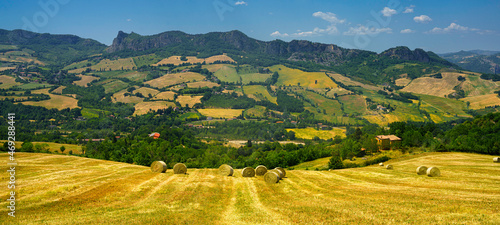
[
  {"left": 293, "top": 25, "right": 339, "bottom": 37},
  {"left": 270, "top": 31, "right": 289, "bottom": 38},
  {"left": 427, "top": 23, "right": 472, "bottom": 34},
  {"left": 343, "top": 25, "right": 392, "bottom": 36},
  {"left": 404, "top": 5, "right": 415, "bottom": 13},
  {"left": 235, "top": 1, "right": 247, "bottom": 6},
  {"left": 414, "top": 15, "right": 432, "bottom": 23},
  {"left": 381, "top": 7, "right": 397, "bottom": 17},
  {"left": 126, "top": 19, "right": 132, "bottom": 22},
  {"left": 312, "top": 11, "right": 346, "bottom": 24},
  {"left": 400, "top": 29, "right": 415, "bottom": 34}
]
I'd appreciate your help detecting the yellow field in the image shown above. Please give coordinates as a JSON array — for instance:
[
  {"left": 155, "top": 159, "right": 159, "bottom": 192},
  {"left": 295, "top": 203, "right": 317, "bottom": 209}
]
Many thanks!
[
  {"left": 20, "top": 88, "right": 79, "bottom": 110},
  {"left": 176, "top": 95, "right": 203, "bottom": 107},
  {"left": 69, "top": 58, "right": 136, "bottom": 73},
  {"left": 0, "top": 75, "right": 21, "bottom": 89},
  {"left": 145, "top": 72, "right": 205, "bottom": 88},
  {"left": 153, "top": 55, "right": 235, "bottom": 66},
  {"left": 73, "top": 75, "right": 99, "bottom": 87},
  {"left": 51, "top": 86, "right": 66, "bottom": 94},
  {"left": 287, "top": 127, "right": 346, "bottom": 140},
  {"left": 243, "top": 85, "right": 277, "bottom": 104},
  {"left": 0, "top": 152, "right": 498, "bottom": 224},
  {"left": 133, "top": 87, "right": 160, "bottom": 97},
  {"left": 117, "top": 71, "right": 148, "bottom": 82},
  {"left": 461, "top": 94, "right": 500, "bottom": 109},
  {"left": 0, "top": 66, "right": 15, "bottom": 71},
  {"left": 0, "top": 51, "right": 45, "bottom": 65},
  {"left": 198, "top": 108, "right": 244, "bottom": 118},
  {"left": 270, "top": 65, "right": 337, "bottom": 88},
  {"left": 153, "top": 91, "right": 176, "bottom": 100},
  {"left": 202, "top": 64, "right": 226, "bottom": 72},
  {"left": 111, "top": 89, "right": 144, "bottom": 104},
  {"left": 395, "top": 77, "right": 412, "bottom": 86},
  {"left": 133, "top": 101, "right": 176, "bottom": 116},
  {"left": 401, "top": 72, "right": 464, "bottom": 97},
  {"left": 187, "top": 81, "right": 220, "bottom": 88}
]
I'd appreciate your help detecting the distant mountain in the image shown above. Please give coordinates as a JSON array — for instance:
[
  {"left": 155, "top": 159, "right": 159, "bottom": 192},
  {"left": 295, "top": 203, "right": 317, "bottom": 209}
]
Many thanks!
[
  {"left": 0, "top": 29, "right": 106, "bottom": 65},
  {"left": 439, "top": 50, "right": 500, "bottom": 74}
]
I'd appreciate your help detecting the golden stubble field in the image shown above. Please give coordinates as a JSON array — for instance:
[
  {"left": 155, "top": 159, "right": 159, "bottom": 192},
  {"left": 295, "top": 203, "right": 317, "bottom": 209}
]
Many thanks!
[{"left": 0, "top": 152, "right": 498, "bottom": 224}]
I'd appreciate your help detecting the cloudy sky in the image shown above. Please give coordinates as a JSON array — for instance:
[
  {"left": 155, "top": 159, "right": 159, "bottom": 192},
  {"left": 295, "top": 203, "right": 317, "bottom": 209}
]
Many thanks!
[{"left": 1, "top": 0, "right": 499, "bottom": 53}]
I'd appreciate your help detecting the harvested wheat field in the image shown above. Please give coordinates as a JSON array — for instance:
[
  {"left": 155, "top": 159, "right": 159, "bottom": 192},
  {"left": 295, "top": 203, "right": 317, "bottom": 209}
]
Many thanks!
[
  {"left": 133, "top": 101, "right": 176, "bottom": 116},
  {"left": 153, "top": 91, "right": 176, "bottom": 100},
  {"left": 176, "top": 95, "right": 203, "bottom": 107},
  {"left": 198, "top": 108, "right": 244, "bottom": 119},
  {"left": 461, "top": 94, "right": 500, "bottom": 110},
  {"left": 20, "top": 88, "right": 79, "bottom": 110},
  {"left": 153, "top": 55, "right": 235, "bottom": 66},
  {"left": 0, "top": 152, "right": 498, "bottom": 224},
  {"left": 73, "top": 75, "right": 99, "bottom": 87},
  {"left": 145, "top": 72, "right": 205, "bottom": 88},
  {"left": 401, "top": 73, "right": 464, "bottom": 97}
]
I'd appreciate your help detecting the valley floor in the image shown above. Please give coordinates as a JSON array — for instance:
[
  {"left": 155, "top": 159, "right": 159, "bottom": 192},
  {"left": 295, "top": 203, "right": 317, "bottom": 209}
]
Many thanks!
[{"left": 0, "top": 152, "right": 499, "bottom": 224}]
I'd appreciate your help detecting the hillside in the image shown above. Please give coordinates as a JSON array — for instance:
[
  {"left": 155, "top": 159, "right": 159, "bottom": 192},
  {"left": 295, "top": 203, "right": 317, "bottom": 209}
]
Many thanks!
[
  {"left": 440, "top": 50, "right": 500, "bottom": 74},
  {"left": 1, "top": 152, "right": 498, "bottom": 224}
]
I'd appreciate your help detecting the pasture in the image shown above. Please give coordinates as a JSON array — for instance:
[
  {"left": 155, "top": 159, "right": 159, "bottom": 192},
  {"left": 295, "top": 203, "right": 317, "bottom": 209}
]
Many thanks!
[
  {"left": 401, "top": 72, "right": 464, "bottom": 97},
  {"left": 214, "top": 65, "right": 240, "bottom": 83},
  {"left": 101, "top": 80, "right": 129, "bottom": 94},
  {"left": 244, "top": 105, "right": 268, "bottom": 118},
  {"left": 187, "top": 81, "right": 220, "bottom": 88},
  {"left": 69, "top": 58, "right": 136, "bottom": 73},
  {"left": 0, "top": 152, "right": 498, "bottom": 224},
  {"left": 243, "top": 85, "right": 277, "bottom": 104},
  {"left": 0, "top": 75, "right": 21, "bottom": 89}
]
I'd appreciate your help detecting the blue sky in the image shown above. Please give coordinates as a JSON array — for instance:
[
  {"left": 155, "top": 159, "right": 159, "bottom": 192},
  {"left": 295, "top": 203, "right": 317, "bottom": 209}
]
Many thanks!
[{"left": 1, "top": 0, "right": 499, "bottom": 53}]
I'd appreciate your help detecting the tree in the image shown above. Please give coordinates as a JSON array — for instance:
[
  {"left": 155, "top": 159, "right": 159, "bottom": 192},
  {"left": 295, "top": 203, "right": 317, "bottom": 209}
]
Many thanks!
[
  {"left": 328, "top": 152, "right": 343, "bottom": 169},
  {"left": 21, "top": 142, "right": 34, "bottom": 152},
  {"left": 246, "top": 140, "right": 252, "bottom": 148},
  {"left": 60, "top": 146, "right": 66, "bottom": 153}
]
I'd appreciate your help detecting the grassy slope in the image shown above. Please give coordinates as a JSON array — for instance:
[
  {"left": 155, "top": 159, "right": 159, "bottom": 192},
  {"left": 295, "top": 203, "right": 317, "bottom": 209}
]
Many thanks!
[
  {"left": 270, "top": 65, "right": 337, "bottom": 89},
  {"left": 0, "top": 152, "right": 498, "bottom": 224}
]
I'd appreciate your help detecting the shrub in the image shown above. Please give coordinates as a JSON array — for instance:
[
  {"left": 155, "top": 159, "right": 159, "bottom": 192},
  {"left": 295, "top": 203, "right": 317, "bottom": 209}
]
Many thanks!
[{"left": 363, "top": 155, "right": 390, "bottom": 166}]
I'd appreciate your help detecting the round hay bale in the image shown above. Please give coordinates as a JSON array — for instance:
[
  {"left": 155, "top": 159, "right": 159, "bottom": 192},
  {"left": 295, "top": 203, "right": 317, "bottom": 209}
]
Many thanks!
[
  {"left": 494, "top": 157, "right": 500, "bottom": 163},
  {"left": 416, "top": 166, "right": 428, "bottom": 175},
  {"left": 271, "top": 169, "right": 284, "bottom": 180},
  {"left": 173, "top": 163, "right": 187, "bottom": 174},
  {"left": 426, "top": 167, "right": 440, "bottom": 177},
  {"left": 150, "top": 161, "right": 167, "bottom": 173},
  {"left": 263, "top": 171, "right": 279, "bottom": 184},
  {"left": 255, "top": 165, "right": 268, "bottom": 176},
  {"left": 275, "top": 167, "right": 286, "bottom": 178},
  {"left": 379, "top": 162, "right": 384, "bottom": 166},
  {"left": 242, "top": 167, "right": 255, "bottom": 177},
  {"left": 386, "top": 164, "right": 393, "bottom": 170},
  {"left": 218, "top": 164, "right": 234, "bottom": 176}
]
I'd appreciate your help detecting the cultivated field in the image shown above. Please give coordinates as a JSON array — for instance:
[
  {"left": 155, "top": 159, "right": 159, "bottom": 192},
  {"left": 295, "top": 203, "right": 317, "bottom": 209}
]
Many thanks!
[
  {"left": 198, "top": 108, "right": 244, "bottom": 119},
  {"left": 460, "top": 74, "right": 500, "bottom": 97},
  {"left": 338, "top": 95, "right": 368, "bottom": 115},
  {"left": 286, "top": 127, "right": 346, "bottom": 140},
  {"left": 51, "top": 86, "right": 66, "bottom": 94},
  {"left": 401, "top": 72, "right": 464, "bottom": 97},
  {"left": 133, "top": 87, "right": 160, "bottom": 97},
  {"left": 187, "top": 81, "right": 220, "bottom": 88},
  {"left": 133, "top": 101, "right": 176, "bottom": 116},
  {"left": 176, "top": 95, "right": 203, "bottom": 107},
  {"left": 153, "top": 55, "right": 235, "bottom": 66},
  {"left": 240, "top": 73, "right": 272, "bottom": 84},
  {"left": 153, "top": 91, "right": 176, "bottom": 101},
  {"left": 111, "top": 89, "right": 144, "bottom": 104},
  {"left": 243, "top": 85, "right": 277, "bottom": 104},
  {"left": 461, "top": 94, "right": 500, "bottom": 110},
  {"left": 20, "top": 88, "right": 79, "bottom": 110},
  {"left": 0, "top": 152, "right": 498, "bottom": 224},
  {"left": 73, "top": 75, "right": 99, "bottom": 87},
  {"left": 395, "top": 77, "right": 412, "bottom": 87},
  {"left": 0, "top": 75, "right": 21, "bottom": 89},
  {"left": 270, "top": 65, "right": 337, "bottom": 89},
  {"left": 145, "top": 72, "right": 205, "bottom": 88},
  {"left": 326, "top": 72, "right": 381, "bottom": 91}
]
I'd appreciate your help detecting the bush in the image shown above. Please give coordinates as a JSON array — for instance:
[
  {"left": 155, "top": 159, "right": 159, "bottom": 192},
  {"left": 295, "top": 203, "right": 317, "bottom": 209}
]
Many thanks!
[
  {"left": 362, "top": 155, "right": 390, "bottom": 166},
  {"left": 343, "top": 162, "right": 360, "bottom": 168},
  {"left": 328, "top": 152, "right": 344, "bottom": 169}
]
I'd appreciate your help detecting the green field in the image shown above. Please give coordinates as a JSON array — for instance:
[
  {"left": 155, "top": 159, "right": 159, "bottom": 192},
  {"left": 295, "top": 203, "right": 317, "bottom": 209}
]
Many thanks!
[
  {"left": 82, "top": 108, "right": 112, "bottom": 118},
  {"left": 418, "top": 94, "right": 470, "bottom": 123},
  {"left": 243, "top": 85, "right": 277, "bottom": 104},
  {"left": 214, "top": 65, "right": 240, "bottom": 83},
  {"left": 338, "top": 95, "right": 368, "bottom": 115},
  {"left": 1, "top": 152, "right": 498, "bottom": 224},
  {"left": 244, "top": 105, "right": 268, "bottom": 118},
  {"left": 17, "top": 83, "right": 52, "bottom": 90},
  {"left": 133, "top": 54, "right": 163, "bottom": 68},
  {"left": 101, "top": 79, "right": 129, "bottom": 93},
  {"left": 240, "top": 73, "right": 272, "bottom": 84},
  {"left": 269, "top": 65, "right": 337, "bottom": 88}
]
